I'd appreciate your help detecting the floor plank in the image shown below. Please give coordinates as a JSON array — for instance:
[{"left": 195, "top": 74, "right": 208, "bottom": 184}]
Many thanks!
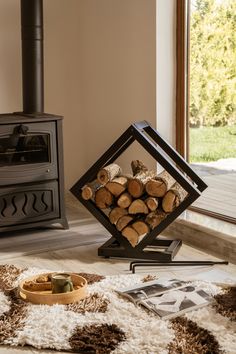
[
  {"left": 0, "top": 202, "right": 235, "bottom": 354},
  {"left": 193, "top": 173, "right": 236, "bottom": 219}
]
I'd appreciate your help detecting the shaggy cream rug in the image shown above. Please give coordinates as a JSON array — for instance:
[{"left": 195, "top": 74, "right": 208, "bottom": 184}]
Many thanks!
[{"left": 0, "top": 265, "right": 235, "bottom": 354}]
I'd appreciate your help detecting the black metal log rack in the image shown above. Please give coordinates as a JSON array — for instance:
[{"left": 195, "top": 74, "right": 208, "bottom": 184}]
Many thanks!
[{"left": 71, "top": 121, "right": 214, "bottom": 263}]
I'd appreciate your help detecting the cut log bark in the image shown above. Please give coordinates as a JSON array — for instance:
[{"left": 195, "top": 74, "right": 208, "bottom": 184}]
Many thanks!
[
  {"left": 145, "top": 197, "right": 158, "bottom": 211},
  {"left": 132, "top": 220, "right": 149, "bottom": 236},
  {"left": 122, "top": 226, "right": 139, "bottom": 247},
  {"left": 127, "top": 170, "right": 156, "bottom": 198},
  {"left": 145, "top": 210, "right": 166, "bottom": 229},
  {"left": 81, "top": 180, "right": 101, "bottom": 200},
  {"left": 116, "top": 215, "right": 133, "bottom": 231},
  {"left": 109, "top": 207, "right": 128, "bottom": 224},
  {"left": 105, "top": 176, "right": 128, "bottom": 197},
  {"left": 162, "top": 182, "right": 188, "bottom": 212},
  {"left": 145, "top": 170, "right": 175, "bottom": 197},
  {"left": 131, "top": 160, "right": 148, "bottom": 175},
  {"left": 128, "top": 199, "right": 149, "bottom": 214},
  {"left": 95, "top": 187, "right": 113, "bottom": 209},
  {"left": 117, "top": 192, "right": 132, "bottom": 209},
  {"left": 97, "top": 163, "right": 122, "bottom": 185}
]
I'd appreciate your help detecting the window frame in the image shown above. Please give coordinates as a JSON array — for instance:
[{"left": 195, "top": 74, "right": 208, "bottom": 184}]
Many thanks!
[{"left": 176, "top": 0, "right": 236, "bottom": 224}]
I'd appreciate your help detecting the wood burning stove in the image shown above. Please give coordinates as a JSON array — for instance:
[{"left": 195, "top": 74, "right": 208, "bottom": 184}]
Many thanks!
[{"left": 0, "top": 0, "right": 68, "bottom": 232}]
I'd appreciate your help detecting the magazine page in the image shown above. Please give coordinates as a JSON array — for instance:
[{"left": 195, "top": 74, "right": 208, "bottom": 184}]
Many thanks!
[
  {"left": 141, "top": 285, "right": 214, "bottom": 320},
  {"left": 117, "top": 278, "right": 187, "bottom": 303}
]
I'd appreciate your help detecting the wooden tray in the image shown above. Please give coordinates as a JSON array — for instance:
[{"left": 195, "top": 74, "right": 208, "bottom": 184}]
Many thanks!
[{"left": 19, "top": 273, "right": 87, "bottom": 305}]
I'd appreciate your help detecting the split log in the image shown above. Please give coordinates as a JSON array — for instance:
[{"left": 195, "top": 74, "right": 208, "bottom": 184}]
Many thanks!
[
  {"left": 127, "top": 170, "right": 156, "bottom": 198},
  {"left": 105, "top": 176, "right": 128, "bottom": 197},
  {"left": 122, "top": 226, "right": 139, "bottom": 248},
  {"left": 145, "top": 210, "right": 166, "bottom": 229},
  {"left": 95, "top": 187, "right": 113, "bottom": 209},
  {"left": 109, "top": 207, "right": 128, "bottom": 224},
  {"left": 97, "top": 163, "right": 122, "bottom": 185},
  {"left": 162, "top": 182, "right": 188, "bottom": 212},
  {"left": 145, "top": 170, "right": 175, "bottom": 197},
  {"left": 81, "top": 180, "right": 101, "bottom": 200},
  {"left": 132, "top": 220, "right": 149, "bottom": 236},
  {"left": 145, "top": 197, "right": 158, "bottom": 211},
  {"left": 131, "top": 160, "right": 148, "bottom": 175},
  {"left": 127, "top": 160, "right": 156, "bottom": 198},
  {"left": 117, "top": 192, "right": 132, "bottom": 209},
  {"left": 116, "top": 215, "right": 133, "bottom": 231},
  {"left": 128, "top": 199, "right": 149, "bottom": 214}
]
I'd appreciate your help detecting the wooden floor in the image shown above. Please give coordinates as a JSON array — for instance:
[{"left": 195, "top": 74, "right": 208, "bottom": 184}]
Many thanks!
[
  {"left": 0, "top": 201, "right": 235, "bottom": 354},
  {"left": 193, "top": 172, "right": 236, "bottom": 220}
]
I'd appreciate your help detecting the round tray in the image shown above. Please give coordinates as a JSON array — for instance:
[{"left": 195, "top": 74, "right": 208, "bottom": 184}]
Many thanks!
[{"left": 19, "top": 273, "right": 87, "bottom": 305}]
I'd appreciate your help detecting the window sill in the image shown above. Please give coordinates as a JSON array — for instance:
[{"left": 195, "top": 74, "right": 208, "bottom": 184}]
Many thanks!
[{"left": 163, "top": 210, "right": 236, "bottom": 264}]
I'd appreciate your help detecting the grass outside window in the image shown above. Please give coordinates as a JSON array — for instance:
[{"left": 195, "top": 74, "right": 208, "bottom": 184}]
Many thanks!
[{"left": 190, "top": 125, "right": 236, "bottom": 163}]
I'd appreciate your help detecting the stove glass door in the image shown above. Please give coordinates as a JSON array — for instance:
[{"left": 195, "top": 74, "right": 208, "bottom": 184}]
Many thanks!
[{"left": 0, "top": 133, "right": 50, "bottom": 166}]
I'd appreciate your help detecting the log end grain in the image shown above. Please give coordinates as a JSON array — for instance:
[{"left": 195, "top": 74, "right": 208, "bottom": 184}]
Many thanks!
[
  {"left": 97, "top": 163, "right": 122, "bottom": 185},
  {"left": 117, "top": 192, "right": 132, "bottom": 209},
  {"left": 162, "top": 191, "right": 177, "bottom": 213},
  {"left": 127, "top": 178, "right": 144, "bottom": 198},
  {"left": 128, "top": 199, "right": 149, "bottom": 214},
  {"left": 106, "top": 176, "right": 127, "bottom": 197},
  {"left": 116, "top": 215, "right": 133, "bottom": 231},
  {"left": 145, "top": 210, "right": 166, "bottom": 229},
  {"left": 132, "top": 221, "right": 149, "bottom": 236},
  {"left": 95, "top": 187, "right": 113, "bottom": 209},
  {"left": 122, "top": 226, "right": 139, "bottom": 247},
  {"left": 109, "top": 207, "right": 128, "bottom": 224},
  {"left": 145, "top": 197, "right": 159, "bottom": 211},
  {"left": 145, "top": 179, "right": 166, "bottom": 197}
]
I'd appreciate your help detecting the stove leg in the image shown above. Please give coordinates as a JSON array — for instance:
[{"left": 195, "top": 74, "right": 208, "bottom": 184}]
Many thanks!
[{"left": 61, "top": 218, "right": 69, "bottom": 230}]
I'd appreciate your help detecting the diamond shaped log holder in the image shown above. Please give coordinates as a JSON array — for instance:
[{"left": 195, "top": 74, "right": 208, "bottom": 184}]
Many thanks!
[{"left": 70, "top": 121, "right": 207, "bottom": 262}]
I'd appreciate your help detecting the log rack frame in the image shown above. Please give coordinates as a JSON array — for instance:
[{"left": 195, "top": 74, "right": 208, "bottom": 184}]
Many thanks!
[{"left": 70, "top": 121, "right": 207, "bottom": 261}]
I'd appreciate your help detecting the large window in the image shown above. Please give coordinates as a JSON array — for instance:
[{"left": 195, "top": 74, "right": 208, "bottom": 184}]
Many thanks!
[{"left": 176, "top": 0, "right": 236, "bottom": 223}]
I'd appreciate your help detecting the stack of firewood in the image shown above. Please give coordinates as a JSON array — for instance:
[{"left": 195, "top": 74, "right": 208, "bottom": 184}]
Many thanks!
[{"left": 81, "top": 160, "right": 188, "bottom": 248}]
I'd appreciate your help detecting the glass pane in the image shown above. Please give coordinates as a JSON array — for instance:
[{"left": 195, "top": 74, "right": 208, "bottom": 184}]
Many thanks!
[
  {"left": 189, "top": 0, "right": 236, "bottom": 220},
  {"left": 0, "top": 134, "right": 50, "bottom": 166}
]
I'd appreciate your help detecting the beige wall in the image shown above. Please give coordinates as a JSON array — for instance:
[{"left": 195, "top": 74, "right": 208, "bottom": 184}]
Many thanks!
[
  {"left": 0, "top": 0, "right": 21, "bottom": 112},
  {"left": 45, "top": 0, "right": 156, "bottom": 189},
  {"left": 0, "top": 0, "right": 156, "bottom": 189},
  {"left": 156, "top": 0, "right": 176, "bottom": 146}
]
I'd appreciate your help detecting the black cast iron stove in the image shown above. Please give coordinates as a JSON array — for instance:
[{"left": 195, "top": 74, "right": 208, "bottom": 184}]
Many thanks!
[{"left": 0, "top": 0, "right": 68, "bottom": 232}]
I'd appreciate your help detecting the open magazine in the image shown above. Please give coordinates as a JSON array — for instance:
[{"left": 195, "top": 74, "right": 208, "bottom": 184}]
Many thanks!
[{"left": 117, "top": 278, "right": 214, "bottom": 320}]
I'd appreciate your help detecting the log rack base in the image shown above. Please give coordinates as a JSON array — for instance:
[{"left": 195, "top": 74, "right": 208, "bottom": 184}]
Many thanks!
[{"left": 98, "top": 237, "right": 182, "bottom": 261}]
